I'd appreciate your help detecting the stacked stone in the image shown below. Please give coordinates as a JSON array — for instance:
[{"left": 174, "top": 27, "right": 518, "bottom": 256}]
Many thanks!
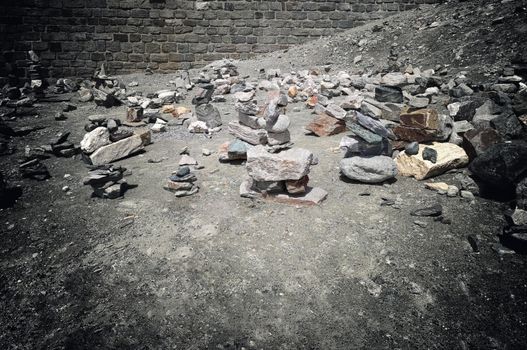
[
  {"left": 240, "top": 145, "right": 327, "bottom": 205},
  {"left": 83, "top": 165, "right": 128, "bottom": 199},
  {"left": 27, "top": 51, "right": 44, "bottom": 97},
  {"left": 81, "top": 114, "right": 151, "bottom": 166},
  {"left": 223, "top": 90, "right": 293, "bottom": 162},
  {"left": 164, "top": 166, "right": 199, "bottom": 197},
  {"left": 339, "top": 110, "right": 398, "bottom": 183}
]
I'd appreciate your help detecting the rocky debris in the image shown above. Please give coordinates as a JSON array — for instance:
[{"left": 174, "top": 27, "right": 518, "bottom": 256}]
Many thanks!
[
  {"left": 500, "top": 224, "right": 527, "bottom": 254},
  {"left": 165, "top": 166, "right": 199, "bottom": 197},
  {"left": 241, "top": 145, "right": 326, "bottom": 205},
  {"left": 340, "top": 156, "right": 397, "bottom": 183},
  {"left": 396, "top": 142, "right": 469, "bottom": 180},
  {"left": 462, "top": 127, "right": 502, "bottom": 160},
  {"left": 83, "top": 165, "right": 129, "bottom": 199}
]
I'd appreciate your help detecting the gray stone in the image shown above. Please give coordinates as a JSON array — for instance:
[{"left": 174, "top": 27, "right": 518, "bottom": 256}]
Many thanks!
[
  {"left": 375, "top": 85, "right": 403, "bottom": 103},
  {"left": 340, "top": 156, "right": 398, "bottom": 183},
  {"left": 268, "top": 114, "right": 290, "bottom": 133},
  {"left": 228, "top": 121, "right": 268, "bottom": 145},
  {"left": 246, "top": 145, "right": 313, "bottom": 181},
  {"left": 405, "top": 142, "right": 419, "bottom": 155},
  {"left": 267, "top": 130, "right": 291, "bottom": 146},
  {"left": 196, "top": 103, "right": 222, "bottom": 128},
  {"left": 89, "top": 135, "right": 144, "bottom": 166},
  {"left": 422, "top": 147, "right": 437, "bottom": 163}
]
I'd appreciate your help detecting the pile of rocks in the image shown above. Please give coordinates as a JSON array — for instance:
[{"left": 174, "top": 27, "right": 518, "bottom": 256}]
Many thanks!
[
  {"left": 187, "top": 103, "right": 222, "bottom": 134},
  {"left": 81, "top": 115, "right": 151, "bottom": 166},
  {"left": 221, "top": 90, "right": 293, "bottom": 162},
  {"left": 240, "top": 145, "right": 327, "bottom": 205},
  {"left": 83, "top": 165, "right": 128, "bottom": 199},
  {"left": 164, "top": 166, "right": 199, "bottom": 197}
]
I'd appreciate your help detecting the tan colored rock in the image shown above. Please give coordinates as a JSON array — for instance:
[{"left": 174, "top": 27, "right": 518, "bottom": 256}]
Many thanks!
[
  {"left": 89, "top": 134, "right": 144, "bottom": 166},
  {"left": 164, "top": 180, "right": 194, "bottom": 192},
  {"left": 396, "top": 142, "right": 468, "bottom": 180},
  {"left": 288, "top": 85, "right": 298, "bottom": 98},
  {"left": 286, "top": 176, "right": 309, "bottom": 194},
  {"left": 305, "top": 113, "right": 346, "bottom": 136},
  {"left": 424, "top": 182, "right": 449, "bottom": 192},
  {"left": 135, "top": 128, "right": 152, "bottom": 146}
]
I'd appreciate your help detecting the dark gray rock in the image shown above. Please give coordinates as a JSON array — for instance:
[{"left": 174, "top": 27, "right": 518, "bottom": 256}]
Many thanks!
[
  {"left": 375, "top": 85, "right": 403, "bottom": 103},
  {"left": 196, "top": 103, "right": 222, "bottom": 128},
  {"left": 410, "top": 204, "right": 443, "bottom": 217},
  {"left": 405, "top": 142, "right": 419, "bottom": 155},
  {"left": 422, "top": 147, "right": 437, "bottom": 163},
  {"left": 490, "top": 112, "right": 525, "bottom": 140}
]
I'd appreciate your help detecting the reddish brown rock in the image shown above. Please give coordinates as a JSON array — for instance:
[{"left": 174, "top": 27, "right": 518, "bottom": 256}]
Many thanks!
[
  {"left": 286, "top": 175, "right": 309, "bottom": 194},
  {"left": 394, "top": 108, "right": 452, "bottom": 142},
  {"left": 305, "top": 113, "right": 346, "bottom": 136}
]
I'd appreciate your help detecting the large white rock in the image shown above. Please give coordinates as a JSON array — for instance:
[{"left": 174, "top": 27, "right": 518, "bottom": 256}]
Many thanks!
[
  {"left": 89, "top": 134, "right": 144, "bottom": 165},
  {"left": 396, "top": 142, "right": 468, "bottom": 180},
  {"left": 340, "top": 156, "right": 398, "bottom": 183},
  {"left": 80, "top": 127, "right": 111, "bottom": 154},
  {"left": 246, "top": 145, "right": 313, "bottom": 181}
]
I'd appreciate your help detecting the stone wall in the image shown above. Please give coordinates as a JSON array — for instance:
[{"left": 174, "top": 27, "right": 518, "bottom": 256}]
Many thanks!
[{"left": 0, "top": 0, "right": 440, "bottom": 79}]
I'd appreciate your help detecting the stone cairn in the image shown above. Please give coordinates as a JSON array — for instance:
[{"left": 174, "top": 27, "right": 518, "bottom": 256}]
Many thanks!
[
  {"left": 83, "top": 165, "right": 128, "bottom": 199},
  {"left": 164, "top": 166, "right": 199, "bottom": 198},
  {"left": 240, "top": 145, "right": 327, "bottom": 206},
  {"left": 219, "top": 90, "right": 293, "bottom": 162}
]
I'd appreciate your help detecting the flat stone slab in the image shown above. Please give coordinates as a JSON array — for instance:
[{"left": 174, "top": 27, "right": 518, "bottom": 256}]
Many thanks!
[
  {"left": 240, "top": 179, "right": 327, "bottom": 206},
  {"left": 228, "top": 121, "right": 268, "bottom": 145}
]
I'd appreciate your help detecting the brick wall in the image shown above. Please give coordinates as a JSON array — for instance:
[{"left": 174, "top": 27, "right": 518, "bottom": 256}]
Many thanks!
[{"left": 0, "top": 0, "right": 441, "bottom": 79}]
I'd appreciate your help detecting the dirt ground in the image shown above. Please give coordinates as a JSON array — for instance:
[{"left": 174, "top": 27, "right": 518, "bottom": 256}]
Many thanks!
[{"left": 2, "top": 0, "right": 527, "bottom": 349}]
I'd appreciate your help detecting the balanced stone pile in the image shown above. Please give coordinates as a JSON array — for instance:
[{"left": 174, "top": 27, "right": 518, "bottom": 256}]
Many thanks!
[
  {"left": 222, "top": 90, "right": 293, "bottom": 162},
  {"left": 164, "top": 166, "right": 199, "bottom": 197},
  {"left": 240, "top": 145, "right": 327, "bottom": 205},
  {"left": 81, "top": 114, "right": 151, "bottom": 166},
  {"left": 83, "top": 165, "right": 128, "bottom": 199}
]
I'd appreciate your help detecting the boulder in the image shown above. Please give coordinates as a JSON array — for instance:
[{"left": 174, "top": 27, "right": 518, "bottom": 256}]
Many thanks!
[
  {"left": 80, "top": 127, "right": 111, "bottom": 154},
  {"left": 267, "top": 130, "right": 291, "bottom": 146},
  {"left": 396, "top": 142, "right": 469, "bottom": 180},
  {"left": 267, "top": 114, "right": 290, "bottom": 133},
  {"left": 340, "top": 156, "right": 398, "bottom": 183},
  {"left": 469, "top": 142, "right": 527, "bottom": 191},
  {"left": 490, "top": 112, "right": 525, "bottom": 140},
  {"left": 89, "top": 134, "right": 144, "bottom": 166},
  {"left": 246, "top": 145, "right": 313, "bottom": 181}
]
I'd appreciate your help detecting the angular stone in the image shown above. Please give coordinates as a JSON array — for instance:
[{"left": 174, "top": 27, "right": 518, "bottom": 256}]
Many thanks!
[
  {"left": 381, "top": 72, "right": 407, "bottom": 86},
  {"left": 306, "top": 114, "right": 346, "bottom": 136},
  {"left": 347, "top": 123, "right": 383, "bottom": 144},
  {"left": 228, "top": 121, "right": 267, "bottom": 145},
  {"left": 375, "top": 85, "right": 403, "bottom": 103},
  {"left": 422, "top": 147, "right": 437, "bottom": 163},
  {"left": 342, "top": 135, "right": 392, "bottom": 157},
  {"left": 394, "top": 109, "right": 452, "bottom": 142},
  {"left": 490, "top": 112, "right": 525, "bottom": 140},
  {"left": 246, "top": 145, "right": 313, "bottom": 181},
  {"left": 234, "top": 90, "right": 255, "bottom": 102},
  {"left": 346, "top": 111, "right": 394, "bottom": 140},
  {"left": 235, "top": 101, "right": 259, "bottom": 116},
  {"left": 80, "top": 127, "right": 111, "bottom": 154},
  {"left": 188, "top": 121, "right": 209, "bottom": 133},
  {"left": 425, "top": 182, "right": 449, "bottom": 192},
  {"left": 449, "top": 101, "right": 477, "bottom": 122},
  {"left": 340, "top": 156, "right": 398, "bottom": 183},
  {"left": 396, "top": 142, "right": 469, "bottom": 180},
  {"left": 164, "top": 180, "right": 194, "bottom": 192},
  {"left": 323, "top": 103, "right": 347, "bottom": 120},
  {"left": 179, "top": 155, "right": 197, "bottom": 166},
  {"left": 252, "top": 180, "right": 285, "bottom": 194},
  {"left": 89, "top": 135, "right": 144, "bottom": 166},
  {"left": 196, "top": 103, "right": 222, "bottom": 128},
  {"left": 462, "top": 127, "right": 502, "bottom": 159}
]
